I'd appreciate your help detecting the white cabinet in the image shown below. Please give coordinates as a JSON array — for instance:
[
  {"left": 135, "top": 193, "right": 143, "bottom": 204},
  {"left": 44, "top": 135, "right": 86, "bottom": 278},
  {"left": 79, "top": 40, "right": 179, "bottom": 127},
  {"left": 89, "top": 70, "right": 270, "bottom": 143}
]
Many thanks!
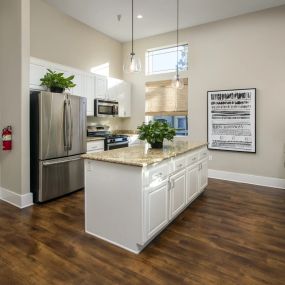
[
  {"left": 85, "top": 144, "right": 208, "bottom": 253},
  {"left": 186, "top": 164, "right": 199, "bottom": 203},
  {"left": 82, "top": 75, "right": 95, "bottom": 116},
  {"left": 30, "top": 63, "right": 47, "bottom": 90},
  {"left": 199, "top": 159, "right": 208, "bottom": 192},
  {"left": 71, "top": 73, "right": 82, "bottom": 96},
  {"left": 117, "top": 82, "right": 131, "bottom": 117},
  {"left": 30, "top": 58, "right": 130, "bottom": 118},
  {"left": 144, "top": 180, "right": 169, "bottom": 242},
  {"left": 169, "top": 169, "right": 186, "bottom": 219},
  {"left": 87, "top": 140, "right": 104, "bottom": 153},
  {"left": 107, "top": 79, "right": 131, "bottom": 117},
  {"left": 94, "top": 74, "right": 108, "bottom": 99}
]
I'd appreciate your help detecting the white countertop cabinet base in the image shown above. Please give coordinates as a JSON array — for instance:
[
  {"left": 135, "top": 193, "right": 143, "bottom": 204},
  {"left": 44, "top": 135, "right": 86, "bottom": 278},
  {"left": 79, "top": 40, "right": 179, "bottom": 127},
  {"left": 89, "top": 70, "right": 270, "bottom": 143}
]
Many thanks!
[{"left": 85, "top": 146, "right": 208, "bottom": 254}]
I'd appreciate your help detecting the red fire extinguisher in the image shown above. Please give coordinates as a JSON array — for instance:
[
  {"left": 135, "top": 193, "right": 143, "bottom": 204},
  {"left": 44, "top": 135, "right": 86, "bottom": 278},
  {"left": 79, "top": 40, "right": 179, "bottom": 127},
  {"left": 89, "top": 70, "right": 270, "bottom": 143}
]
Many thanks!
[{"left": 2, "top": 126, "right": 12, "bottom": 151}]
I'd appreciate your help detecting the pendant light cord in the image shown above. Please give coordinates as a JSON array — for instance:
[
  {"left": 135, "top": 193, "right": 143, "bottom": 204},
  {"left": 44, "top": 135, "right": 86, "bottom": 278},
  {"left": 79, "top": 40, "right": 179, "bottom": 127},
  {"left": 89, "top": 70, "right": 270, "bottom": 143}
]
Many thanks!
[
  {"left": 176, "top": 0, "right": 179, "bottom": 77},
  {"left": 131, "top": 0, "right": 134, "bottom": 55}
]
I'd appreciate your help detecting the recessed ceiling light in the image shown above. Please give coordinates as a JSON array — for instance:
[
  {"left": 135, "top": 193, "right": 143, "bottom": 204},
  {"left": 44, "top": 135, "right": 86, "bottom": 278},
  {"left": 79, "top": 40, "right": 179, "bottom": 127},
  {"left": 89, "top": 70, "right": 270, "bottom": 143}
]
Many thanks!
[{"left": 137, "top": 14, "right": 143, "bottom": 19}]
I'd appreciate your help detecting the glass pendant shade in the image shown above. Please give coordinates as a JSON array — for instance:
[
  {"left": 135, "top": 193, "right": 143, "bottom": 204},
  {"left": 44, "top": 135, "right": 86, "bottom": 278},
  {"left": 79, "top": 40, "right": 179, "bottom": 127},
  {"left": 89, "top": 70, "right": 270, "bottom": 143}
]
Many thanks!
[
  {"left": 123, "top": 0, "right": 142, "bottom": 73},
  {"left": 171, "top": 74, "right": 184, "bottom": 89},
  {"left": 123, "top": 52, "right": 142, "bottom": 73}
]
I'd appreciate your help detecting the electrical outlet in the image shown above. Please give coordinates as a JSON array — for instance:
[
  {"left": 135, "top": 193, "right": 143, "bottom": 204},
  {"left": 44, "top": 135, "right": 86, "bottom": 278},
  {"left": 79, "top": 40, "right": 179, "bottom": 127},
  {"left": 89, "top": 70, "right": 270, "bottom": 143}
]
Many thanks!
[{"left": 209, "top": 155, "right": 213, "bottom": 161}]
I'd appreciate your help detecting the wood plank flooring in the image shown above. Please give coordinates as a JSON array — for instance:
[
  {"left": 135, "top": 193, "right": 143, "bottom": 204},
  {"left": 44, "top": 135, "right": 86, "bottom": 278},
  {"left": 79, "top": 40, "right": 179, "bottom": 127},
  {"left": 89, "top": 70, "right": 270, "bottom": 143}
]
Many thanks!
[{"left": 0, "top": 179, "right": 285, "bottom": 285}]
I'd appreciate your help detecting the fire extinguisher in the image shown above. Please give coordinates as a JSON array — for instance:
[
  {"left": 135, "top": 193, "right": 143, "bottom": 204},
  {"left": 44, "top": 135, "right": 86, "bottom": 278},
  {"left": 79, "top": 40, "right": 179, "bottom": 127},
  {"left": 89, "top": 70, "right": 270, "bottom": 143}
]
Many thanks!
[{"left": 2, "top": 126, "right": 12, "bottom": 151}]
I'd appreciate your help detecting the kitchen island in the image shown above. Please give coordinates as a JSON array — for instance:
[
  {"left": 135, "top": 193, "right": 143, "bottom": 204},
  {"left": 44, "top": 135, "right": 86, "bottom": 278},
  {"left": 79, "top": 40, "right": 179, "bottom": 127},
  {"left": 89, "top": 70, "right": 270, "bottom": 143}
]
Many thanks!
[{"left": 82, "top": 140, "right": 208, "bottom": 253}]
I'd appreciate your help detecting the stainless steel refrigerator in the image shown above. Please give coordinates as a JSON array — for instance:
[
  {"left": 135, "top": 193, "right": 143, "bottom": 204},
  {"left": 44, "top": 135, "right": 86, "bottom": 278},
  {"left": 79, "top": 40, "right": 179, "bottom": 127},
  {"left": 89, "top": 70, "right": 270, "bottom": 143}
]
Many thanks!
[{"left": 30, "top": 91, "right": 87, "bottom": 203}]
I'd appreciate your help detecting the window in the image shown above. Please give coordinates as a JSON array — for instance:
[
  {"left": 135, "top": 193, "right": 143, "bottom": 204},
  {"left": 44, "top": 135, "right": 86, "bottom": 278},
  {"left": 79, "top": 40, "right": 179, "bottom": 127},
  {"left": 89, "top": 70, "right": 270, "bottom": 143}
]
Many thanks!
[
  {"left": 145, "top": 79, "right": 188, "bottom": 136},
  {"left": 146, "top": 44, "right": 188, "bottom": 75},
  {"left": 151, "top": 115, "right": 188, "bottom": 136}
]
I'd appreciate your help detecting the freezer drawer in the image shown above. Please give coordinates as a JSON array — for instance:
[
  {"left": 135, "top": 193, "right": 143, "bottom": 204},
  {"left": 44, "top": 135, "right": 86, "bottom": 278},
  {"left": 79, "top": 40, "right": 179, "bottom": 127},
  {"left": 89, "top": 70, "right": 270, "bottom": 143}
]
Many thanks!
[{"left": 37, "top": 156, "right": 84, "bottom": 202}]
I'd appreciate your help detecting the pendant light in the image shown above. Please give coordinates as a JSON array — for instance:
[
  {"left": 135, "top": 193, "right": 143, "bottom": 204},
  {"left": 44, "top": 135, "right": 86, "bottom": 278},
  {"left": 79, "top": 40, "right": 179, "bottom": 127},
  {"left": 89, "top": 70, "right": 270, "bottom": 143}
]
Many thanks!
[
  {"left": 123, "top": 0, "right": 142, "bottom": 73},
  {"left": 171, "top": 0, "right": 184, "bottom": 89}
]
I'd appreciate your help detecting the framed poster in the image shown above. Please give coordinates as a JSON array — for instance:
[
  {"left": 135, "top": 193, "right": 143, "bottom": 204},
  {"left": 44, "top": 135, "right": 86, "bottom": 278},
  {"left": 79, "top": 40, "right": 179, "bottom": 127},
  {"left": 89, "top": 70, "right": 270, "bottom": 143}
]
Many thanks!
[{"left": 207, "top": 88, "right": 256, "bottom": 153}]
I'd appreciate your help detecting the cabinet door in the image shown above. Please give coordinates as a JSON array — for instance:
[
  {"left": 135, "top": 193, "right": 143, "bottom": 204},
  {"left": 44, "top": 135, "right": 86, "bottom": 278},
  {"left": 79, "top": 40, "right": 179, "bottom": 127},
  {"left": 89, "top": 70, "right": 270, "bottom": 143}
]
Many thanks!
[
  {"left": 186, "top": 165, "right": 199, "bottom": 204},
  {"left": 71, "top": 73, "right": 82, "bottom": 96},
  {"left": 169, "top": 170, "right": 186, "bottom": 220},
  {"left": 199, "top": 160, "right": 208, "bottom": 192},
  {"left": 30, "top": 63, "right": 47, "bottom": 90},
  {"left": 82, "top": 75, "right": 95, "bottom": 116},
  {"left": 95, "top": 75, "right": 107, "bottom": 99},
  {"left": 144, "top": 180, "right": 169, "bottom": 242},
  {"left": 117, "top": 82, "right": 131, "bottom": 117}
]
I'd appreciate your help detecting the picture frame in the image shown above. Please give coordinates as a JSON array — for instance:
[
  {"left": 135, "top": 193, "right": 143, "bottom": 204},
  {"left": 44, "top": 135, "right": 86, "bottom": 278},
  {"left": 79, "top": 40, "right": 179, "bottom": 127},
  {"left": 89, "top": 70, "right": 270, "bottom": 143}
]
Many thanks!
[{"left": 207, "top": 88, "right": 256, "bottom": 153}]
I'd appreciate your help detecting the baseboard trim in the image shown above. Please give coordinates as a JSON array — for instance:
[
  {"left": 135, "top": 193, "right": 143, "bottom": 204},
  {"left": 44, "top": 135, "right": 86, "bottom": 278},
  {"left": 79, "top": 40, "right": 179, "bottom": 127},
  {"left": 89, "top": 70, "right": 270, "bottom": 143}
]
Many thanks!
[
  {"left": 0, "top": 187, "right": 33, "bottom": 208},
  {"left": 208, "top": 169, "right": 285, "bottom": 189}
]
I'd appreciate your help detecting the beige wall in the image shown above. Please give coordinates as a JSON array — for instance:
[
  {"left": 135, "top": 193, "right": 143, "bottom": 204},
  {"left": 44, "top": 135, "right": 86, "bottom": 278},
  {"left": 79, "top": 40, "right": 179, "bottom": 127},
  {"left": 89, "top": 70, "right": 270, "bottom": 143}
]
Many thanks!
[
  {"left": 0, "top": 0, "right": 30, "bottom": 195},
  {"left": 30, "top": 0, "right": 123, "bottom": 79},
  {"left": 123, "top": 6, "right": 285, "bottom": 179}
]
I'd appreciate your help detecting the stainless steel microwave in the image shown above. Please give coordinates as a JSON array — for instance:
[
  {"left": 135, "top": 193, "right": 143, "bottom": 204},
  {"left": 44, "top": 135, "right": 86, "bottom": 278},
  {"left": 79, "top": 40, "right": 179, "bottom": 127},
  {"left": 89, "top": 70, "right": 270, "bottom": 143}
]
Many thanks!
[{"left": 94, "top": 99, "right": 118, "bottom": 117}]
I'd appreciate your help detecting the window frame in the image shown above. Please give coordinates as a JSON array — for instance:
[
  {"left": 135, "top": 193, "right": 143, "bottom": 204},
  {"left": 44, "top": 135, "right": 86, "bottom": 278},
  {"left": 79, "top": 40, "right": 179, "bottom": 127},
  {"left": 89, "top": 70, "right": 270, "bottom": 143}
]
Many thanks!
[{"left": 145, "top": 43, "right": 189, "bottom": 76}]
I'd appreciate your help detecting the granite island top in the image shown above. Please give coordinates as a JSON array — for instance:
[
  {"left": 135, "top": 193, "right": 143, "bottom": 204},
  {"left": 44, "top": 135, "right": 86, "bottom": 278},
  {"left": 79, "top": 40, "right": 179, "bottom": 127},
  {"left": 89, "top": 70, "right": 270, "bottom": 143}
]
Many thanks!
[{"left": 82, "top": 140, "right": 207, "bottom": 167}]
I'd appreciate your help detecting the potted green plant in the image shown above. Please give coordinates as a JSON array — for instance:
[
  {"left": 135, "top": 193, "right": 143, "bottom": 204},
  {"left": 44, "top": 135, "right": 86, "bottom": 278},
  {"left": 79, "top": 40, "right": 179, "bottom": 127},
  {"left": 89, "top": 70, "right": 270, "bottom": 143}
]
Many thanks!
[
  {"left": 137, "top": 121, "right": 176, "bottom": 149},
  {"left": 40, "top": 69, "right": 76, "bottom": 93}
]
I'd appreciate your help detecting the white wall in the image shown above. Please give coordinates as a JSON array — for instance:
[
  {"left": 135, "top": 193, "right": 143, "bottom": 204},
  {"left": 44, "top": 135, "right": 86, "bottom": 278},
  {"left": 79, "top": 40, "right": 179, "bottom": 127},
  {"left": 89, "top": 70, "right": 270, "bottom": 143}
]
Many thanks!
[
  {"left": 30, "top": 0, "right": 123, "bottom": 79},
  {"left": 122, "top": 6, "right": 285, "bottom": 179},
  {"left": 0, "top": 0, "right": 30, "bottom": 195}
]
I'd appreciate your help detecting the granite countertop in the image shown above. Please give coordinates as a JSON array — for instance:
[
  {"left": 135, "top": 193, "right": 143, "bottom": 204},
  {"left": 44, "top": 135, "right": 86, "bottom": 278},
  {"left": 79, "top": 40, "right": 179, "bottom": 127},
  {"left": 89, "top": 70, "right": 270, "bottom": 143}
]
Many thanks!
[
  {"left": 82, "top": 140, "right": 207, "bottom": 167},
  {"left": 86, "top": 137, "right": 105, "bottom": 142}
]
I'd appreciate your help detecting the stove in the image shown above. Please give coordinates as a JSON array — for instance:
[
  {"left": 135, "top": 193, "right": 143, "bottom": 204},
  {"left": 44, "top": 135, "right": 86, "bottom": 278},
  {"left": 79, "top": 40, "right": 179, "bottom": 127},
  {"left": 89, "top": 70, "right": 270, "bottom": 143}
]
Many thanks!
[{"left": 87, "top": 125, "right": 129, "bottom": 150}]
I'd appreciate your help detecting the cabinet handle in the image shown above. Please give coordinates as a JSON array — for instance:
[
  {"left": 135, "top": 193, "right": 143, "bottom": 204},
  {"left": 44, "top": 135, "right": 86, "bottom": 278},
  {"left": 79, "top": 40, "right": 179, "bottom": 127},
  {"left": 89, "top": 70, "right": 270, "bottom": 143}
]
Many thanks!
[
  {"left": 168, "top": 181, "right": 172, "bottom": 191},
  {"left": 153, "top": 172, "right": 163, "bottom": 180},
  {"left": 178, "top": 163, "right": 183, "bottom": 168},
  {"left": 192, "top": 157, "right": 196, "bottom": 161}
]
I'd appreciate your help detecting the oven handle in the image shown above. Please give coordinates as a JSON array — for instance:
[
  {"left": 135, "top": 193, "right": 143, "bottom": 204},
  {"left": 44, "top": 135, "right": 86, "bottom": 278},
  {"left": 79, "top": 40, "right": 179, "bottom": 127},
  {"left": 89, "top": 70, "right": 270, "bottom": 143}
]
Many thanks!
[{"left": 107, "top": 141, "right": 128, "bottom": 149}]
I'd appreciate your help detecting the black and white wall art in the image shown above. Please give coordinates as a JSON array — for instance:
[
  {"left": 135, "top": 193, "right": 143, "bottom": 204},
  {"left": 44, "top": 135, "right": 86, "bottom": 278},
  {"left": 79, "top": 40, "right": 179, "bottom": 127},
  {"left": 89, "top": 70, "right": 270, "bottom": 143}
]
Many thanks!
[{"left": 207, "top": 88, "right": 256, "bottom": 153}]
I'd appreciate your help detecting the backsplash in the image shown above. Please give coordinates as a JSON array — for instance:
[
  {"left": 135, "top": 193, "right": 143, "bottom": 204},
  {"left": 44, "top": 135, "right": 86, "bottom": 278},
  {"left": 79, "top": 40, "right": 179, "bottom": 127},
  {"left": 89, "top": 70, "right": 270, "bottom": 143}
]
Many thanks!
[{"left": 87, "top": 117, "right": 125, "bottom": 131}]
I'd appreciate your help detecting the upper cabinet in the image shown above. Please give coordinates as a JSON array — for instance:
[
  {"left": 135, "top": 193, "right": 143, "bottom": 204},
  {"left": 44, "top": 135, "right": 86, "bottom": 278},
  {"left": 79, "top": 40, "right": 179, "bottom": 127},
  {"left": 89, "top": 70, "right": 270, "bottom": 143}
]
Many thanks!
[
  {"left": 29, "top": 57, "right": 131, "bottom": 117},
  {"left": 107, "top": 78, "right": 131, "bottom": 117},
  {"left": 30, "top": 63, "right": 46, "bottom": 91},
  {"left": 94, "top": 75, "right": 108, "bottom": 99},
  {"left": 82, "top": 74, "right": 95, "bottom": 116}
]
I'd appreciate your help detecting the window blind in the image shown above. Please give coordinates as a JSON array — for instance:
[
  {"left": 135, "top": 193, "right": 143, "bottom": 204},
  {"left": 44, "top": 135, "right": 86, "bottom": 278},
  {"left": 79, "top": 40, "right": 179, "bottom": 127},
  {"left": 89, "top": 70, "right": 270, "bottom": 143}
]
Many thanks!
[{"left": 145, "top": 79, "right": 188, "bottom": 116}]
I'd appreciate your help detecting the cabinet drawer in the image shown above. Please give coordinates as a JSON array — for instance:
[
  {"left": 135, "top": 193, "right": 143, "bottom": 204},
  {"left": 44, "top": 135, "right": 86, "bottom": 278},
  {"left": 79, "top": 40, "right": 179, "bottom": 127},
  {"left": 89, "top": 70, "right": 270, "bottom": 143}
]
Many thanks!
[
  {"left": 199, "top": 148, "right": 208, "bottom": 160},
  {"left": 187, "top": 152, "right": 199, "bottom": 166},
  {"left": 173, "top": 156, "right": 186, "bottom": 172},
  {"left": 145, "top": 163, "right": 169, "bottom": 186},
  {"left": 87, "top": 140, "right": 104, "bottom": 152}
]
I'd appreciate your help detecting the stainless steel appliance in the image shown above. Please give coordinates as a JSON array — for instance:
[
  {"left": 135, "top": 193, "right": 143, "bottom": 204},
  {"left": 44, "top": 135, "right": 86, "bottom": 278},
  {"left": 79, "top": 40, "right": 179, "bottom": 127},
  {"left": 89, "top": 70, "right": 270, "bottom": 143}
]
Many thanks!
[
  {"left": 94, "top": 99, "right": 118, "bottom": 117},
  {"left": 30, "top": 91, "right": 87, "bottom": 203},
  {"left": 87, "top": 124, "right": 129, "bottom": 150}
]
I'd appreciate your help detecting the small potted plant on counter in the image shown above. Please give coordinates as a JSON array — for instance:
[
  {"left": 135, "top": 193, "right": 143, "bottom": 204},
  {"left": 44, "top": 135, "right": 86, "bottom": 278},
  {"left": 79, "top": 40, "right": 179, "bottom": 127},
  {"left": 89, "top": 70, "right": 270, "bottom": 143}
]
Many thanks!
[
  {"left": 137, "top": 121, "right": 176, "bottom": 149},
  {"left": 40, "top": 69, "right": 76, "bottom": 93}
]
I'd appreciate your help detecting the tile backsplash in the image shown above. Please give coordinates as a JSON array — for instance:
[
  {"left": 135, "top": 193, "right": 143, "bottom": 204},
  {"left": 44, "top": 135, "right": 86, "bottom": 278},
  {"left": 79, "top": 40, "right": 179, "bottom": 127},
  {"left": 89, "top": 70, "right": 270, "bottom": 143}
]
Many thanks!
[{"left": 87, "top": 117, "right": 125, "bottom": 131}]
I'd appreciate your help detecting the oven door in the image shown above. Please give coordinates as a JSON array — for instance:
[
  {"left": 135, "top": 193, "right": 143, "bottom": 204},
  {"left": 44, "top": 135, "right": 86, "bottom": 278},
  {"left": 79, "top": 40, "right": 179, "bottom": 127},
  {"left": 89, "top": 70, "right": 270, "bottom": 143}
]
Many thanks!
[{"left": 107, "top": 141, "right": 129, "bottom": 150}]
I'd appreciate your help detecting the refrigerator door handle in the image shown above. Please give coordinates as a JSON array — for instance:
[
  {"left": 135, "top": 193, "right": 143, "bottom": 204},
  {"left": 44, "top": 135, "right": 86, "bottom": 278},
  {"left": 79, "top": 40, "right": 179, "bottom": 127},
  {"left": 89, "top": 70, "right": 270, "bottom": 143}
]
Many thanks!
[
  {"left": 68, "top": 99, "right": 73, "bottom": 150},
  {"left": 42, "top": 157, "right": 82, "bottom": 166},
  {"left": 63, "top": 99, "right": 69, "bottom": 150}
]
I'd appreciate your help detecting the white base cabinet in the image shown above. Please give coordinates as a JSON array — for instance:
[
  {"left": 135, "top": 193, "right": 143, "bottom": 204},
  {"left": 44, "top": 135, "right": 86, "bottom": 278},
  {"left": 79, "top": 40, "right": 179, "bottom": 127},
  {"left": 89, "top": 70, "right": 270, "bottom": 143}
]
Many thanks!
[
  {"left": 144, "top": 179, "right": 169, "bottom": 241},
  {"left": 85, "top": 146, "right": 208, "bottom": 254},
  {"left": 186, "top": 165, "right": 199, "bottom": 203},
  {"left": 169, "top": 169, "right": 186, "bottom": 220}
]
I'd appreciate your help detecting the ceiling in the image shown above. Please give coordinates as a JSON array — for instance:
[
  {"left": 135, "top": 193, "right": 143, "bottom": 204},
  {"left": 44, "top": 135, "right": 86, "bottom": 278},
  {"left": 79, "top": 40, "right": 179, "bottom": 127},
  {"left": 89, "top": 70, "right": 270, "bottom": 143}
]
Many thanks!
[{"left": 45, "top": 0, "right": 285, "bottom": 42}]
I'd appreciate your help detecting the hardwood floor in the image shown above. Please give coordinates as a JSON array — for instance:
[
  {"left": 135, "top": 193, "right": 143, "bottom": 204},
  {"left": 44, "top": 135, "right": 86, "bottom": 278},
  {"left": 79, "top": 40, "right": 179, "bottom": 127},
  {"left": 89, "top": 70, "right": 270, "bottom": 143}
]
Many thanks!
[{"left": 0, "top": 179, "right": 285, "bottom": 285}]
